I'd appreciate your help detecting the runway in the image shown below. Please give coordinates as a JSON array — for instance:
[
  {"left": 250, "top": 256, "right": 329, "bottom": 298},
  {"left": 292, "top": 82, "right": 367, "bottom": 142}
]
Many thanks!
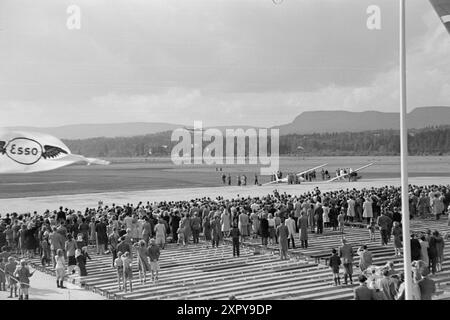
[{"left": 1, "top": 176, "right": 449, "bottom": 214}]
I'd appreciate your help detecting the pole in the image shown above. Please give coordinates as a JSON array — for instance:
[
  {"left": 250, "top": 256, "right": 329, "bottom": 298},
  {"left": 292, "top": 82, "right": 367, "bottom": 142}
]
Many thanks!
[{"left": 399, "top": 0, "right": 413, "bottom": 300}]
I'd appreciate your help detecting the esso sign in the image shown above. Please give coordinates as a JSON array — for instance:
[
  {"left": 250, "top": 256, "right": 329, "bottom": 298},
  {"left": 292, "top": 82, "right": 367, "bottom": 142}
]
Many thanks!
[{"left": 6, "top": 138, "right": 43, "bottom": 165}]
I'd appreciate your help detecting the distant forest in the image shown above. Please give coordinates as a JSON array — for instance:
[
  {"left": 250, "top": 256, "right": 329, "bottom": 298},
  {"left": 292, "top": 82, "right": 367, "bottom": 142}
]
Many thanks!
[{"left": 64, "top": 126, "right": 450, "bottom": 157}]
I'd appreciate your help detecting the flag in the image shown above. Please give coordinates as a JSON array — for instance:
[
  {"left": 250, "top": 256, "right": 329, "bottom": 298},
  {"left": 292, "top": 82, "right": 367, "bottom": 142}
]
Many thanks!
[
  {"left": 0, "top": 129, "right": 110, "bottom": 174},
  {"left": 430, "top": 0, "right": 450, "bottom": 34}
]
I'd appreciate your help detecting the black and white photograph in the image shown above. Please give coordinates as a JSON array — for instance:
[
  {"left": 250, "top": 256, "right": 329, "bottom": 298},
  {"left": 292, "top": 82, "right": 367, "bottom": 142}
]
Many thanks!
[{"left": 1, "top": 0, "right": 450, "bottom": 308}]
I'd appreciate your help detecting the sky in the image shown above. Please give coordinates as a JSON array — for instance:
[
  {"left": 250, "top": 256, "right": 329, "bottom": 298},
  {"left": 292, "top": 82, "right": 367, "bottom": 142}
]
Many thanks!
[{"left": 0, "top": 0, "right": 449, "bottom": 128}]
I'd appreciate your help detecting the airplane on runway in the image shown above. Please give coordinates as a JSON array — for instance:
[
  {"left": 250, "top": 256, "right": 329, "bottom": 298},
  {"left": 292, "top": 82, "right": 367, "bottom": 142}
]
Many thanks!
[
  {"left": 327, "top": 163, "right": 374, "bottom": 182},
  {"left": 263, "top": 163, "right": 328, "bottom": 185}
]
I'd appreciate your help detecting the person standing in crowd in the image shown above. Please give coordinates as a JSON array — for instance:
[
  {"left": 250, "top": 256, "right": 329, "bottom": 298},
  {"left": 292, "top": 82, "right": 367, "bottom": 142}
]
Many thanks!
[
  {"left": 65, "top": 234, "right": 78, "bottom": 278},
  {"left": 357, "top": 245, "right": 372, "bottom": 273},
  {"left": 329, "top": 248, "right": 341, "bottom": 286},
  {"left": 315, "top": 203, "right": 324, "bottom": 234},
  {"left": 285, "top": 214, "right": 296, "bottom": 249},
  {"left": 211, "top": 215, "right": 221, "bottom": 248},
  {"left": 260, "top": 213, "right": 269, "bottom": 249},
  {"left": 78, "top": 218, "right": 89, "bottom": 247},
  {"left": 154, "top": 218, "right": 167, "bottom": 249},
  {"left": 202, "top": 213, "right": 211, "bottom": 242},
  {"left": 14, "top": 259, "right": 35, "bottom": 300},
  {"left": 148, "top": 238, "right": 161, "bottom": 282},
  {"left": 76, "top": 247, "right": 91, "bottom": 286},
  {"left": 109, "top": 228, "right": 120, "bottom": 268},
  {"left": 170, "top": 212, "right": 180, "bottom": 243},
  {"left": 277, "top": 219, "right": 289, "bottom": 261},
  {"left": 238, "top": 210, "right": 249, "bottom": 243},
  {"left": 121, "top": 251, "right": 133, "bottom": 292},
  {"left": 134, "top": 240, "right": 150, "bottom": 284},
  {"left": 419, "top": 235, "right": 430, "bottom": 267},
  {"left": 362, "top": 196, "right": 373, "bottom": 224},
  {"left": 367, "top": 218, "right": 376, "bottom": 242},
  {"left": 337, "top": 209, "right": 345, "bottom": 235},
  {"left": 354, "top": 275, "right": 376, "bottom": 300},
  {"left": 230, "top": 224, "right": 240, "bottom": 257},
  {"left": 392, "top": 221, "right": 403, "bottom": 256},
  {"left": 418, "top": 268, "right": 436, "bottom": 300},
  {"left": 5, "top": 256, "right": 18, "bottom": 298},
  {"left": 434, "top": 230, "right": 445, "bottom": 272},
  {"left": 95, "top": 218, "right": 108, "bottom": 255},
  {"left": 347, "top": 196, "right": 356, "bottom": 222},
  {"left": 430, "top": 192, "right": 444, "bottom": 220},
  {"left": 428, "top": 231, "right": 439, "bottom": 275},
  {"left": 410, "top": 234, "right": 422, "bottom": 261},
  {"left": 0, "top": 256, "right": 6, "bottom": 292},
  {"left": 55, "top": 249, "right": 66, "bottom": 289},
  {"left": 114, "top": 251, "right": 124, "bottom": 291},
  {"left": 379, "top": 268, "right": 397, "bottom": 300},
  {"left": 89, "top": 218, "right": 97, "bottom": 252},
  {"left": 339, "top": 239, "right": 354, "bottom": 285},
  {"left": 298, "top": 212, "right": 308, "bottom": 249},
  {"left": 417, "top": 192, "right": 430, "bottom": 218},
  {"left": 190, "top": 213, "right": 201, "bottom": 244},
  {"left": 377, "top": 212, "right": 392, "bottom": 246}
]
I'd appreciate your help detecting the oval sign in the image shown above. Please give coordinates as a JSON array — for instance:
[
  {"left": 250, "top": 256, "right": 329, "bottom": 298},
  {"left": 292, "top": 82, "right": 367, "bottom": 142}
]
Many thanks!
[{"left": 5, "top": 137, "right": 43, "bottom": 165}]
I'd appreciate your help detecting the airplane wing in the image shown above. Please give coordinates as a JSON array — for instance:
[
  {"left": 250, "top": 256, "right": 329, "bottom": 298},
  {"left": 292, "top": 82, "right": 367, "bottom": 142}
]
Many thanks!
[
  {"left": 327, "top": 163, "right": 374, "bottom": 182},
  {"left": 295, "top": 163, "right": 328, "bottom": 177},
  {"left": 262, "top": 175, "right": 288, "bottom": 186}
]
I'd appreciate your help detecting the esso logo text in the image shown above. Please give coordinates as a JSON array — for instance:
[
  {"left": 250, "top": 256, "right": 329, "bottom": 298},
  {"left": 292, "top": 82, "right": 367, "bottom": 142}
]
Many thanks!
[{"left": 6, "top": 138, "right": 43, "bottom": 165}]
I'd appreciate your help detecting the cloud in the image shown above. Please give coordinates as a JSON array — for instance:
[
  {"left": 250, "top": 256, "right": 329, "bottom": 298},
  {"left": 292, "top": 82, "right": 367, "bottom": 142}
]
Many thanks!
[{"left": 0, "top": 0, "right": 449, "bottom": 128}]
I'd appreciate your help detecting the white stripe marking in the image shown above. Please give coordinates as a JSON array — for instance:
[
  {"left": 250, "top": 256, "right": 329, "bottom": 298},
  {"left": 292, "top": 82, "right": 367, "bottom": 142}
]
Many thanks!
[{"left": 441, "top": 15, "right": 450, "bottom": 23}]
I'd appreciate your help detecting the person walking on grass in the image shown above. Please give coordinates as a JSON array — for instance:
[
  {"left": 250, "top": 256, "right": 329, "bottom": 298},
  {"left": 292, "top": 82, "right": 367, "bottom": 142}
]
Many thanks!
[
  {"left": 147, "top": 239, "right": 160, "bottom": 282},
  {"left": 329, "top": 248, "right": 341, "bottom": 286}
]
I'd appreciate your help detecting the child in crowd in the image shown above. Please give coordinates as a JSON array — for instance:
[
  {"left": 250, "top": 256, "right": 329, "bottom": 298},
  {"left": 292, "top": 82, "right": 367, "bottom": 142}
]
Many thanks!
[
  {"left": 329, "top": 248, "right": 341, "bottom": 286},
  {"left": 114, "top": 251, "right": 124, "bottom": 291},
  {"left": 368, "top": 218, "right": 376, "bottom": 242},
  {"left": 121, "top": 251, "right": 133, "bottom": 292},
  {"left": 14, "top": 259, "right": 35, "bottom": 300},
  {"left": 5, "top": 256, "right": 18, "bottom": 298},
  {"left": 41, "top": 233, "right": 51, "bottom": 267},
  {"left": 55, "top": 249, "right": 66, "bottom": 289},
  {"left": 148, "top": 239, "right": 161, "bottom": 282},
  {"left": 177, "top": 227, "right": 185, "bottom": 246}
]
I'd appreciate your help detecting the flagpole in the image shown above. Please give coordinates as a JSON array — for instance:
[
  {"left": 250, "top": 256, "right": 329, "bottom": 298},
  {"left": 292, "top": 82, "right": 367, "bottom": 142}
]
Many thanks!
[{"left": 399, "top": 0, "right": 413, "bottom": 300}]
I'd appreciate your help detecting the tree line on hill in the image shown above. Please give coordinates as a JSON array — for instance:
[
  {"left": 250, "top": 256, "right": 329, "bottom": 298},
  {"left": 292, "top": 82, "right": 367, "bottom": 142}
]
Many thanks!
[{"left": 63, "top": 126, "right": 450, "bottom": 158}]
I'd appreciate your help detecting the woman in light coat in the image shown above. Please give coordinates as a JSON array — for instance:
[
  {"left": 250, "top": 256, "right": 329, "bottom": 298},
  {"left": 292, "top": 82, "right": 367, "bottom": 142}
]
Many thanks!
[{"left": 362, "top": 197, "right": 373, "bottom": 223}]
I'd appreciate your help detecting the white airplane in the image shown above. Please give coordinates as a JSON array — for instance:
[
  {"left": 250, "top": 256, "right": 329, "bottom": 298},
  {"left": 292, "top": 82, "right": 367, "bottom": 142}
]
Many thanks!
[
  {"left": 263, "top": 163, "right": 328, "bottom": 185},
  {"left": 327, "top": 163, "right": 374, "bottom": 182}
]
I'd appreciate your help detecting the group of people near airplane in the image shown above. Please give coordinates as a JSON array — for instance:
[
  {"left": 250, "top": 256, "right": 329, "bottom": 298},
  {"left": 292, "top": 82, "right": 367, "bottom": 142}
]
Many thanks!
[{"left": 0, "top": 183, "right": 449, "bottom": 298}]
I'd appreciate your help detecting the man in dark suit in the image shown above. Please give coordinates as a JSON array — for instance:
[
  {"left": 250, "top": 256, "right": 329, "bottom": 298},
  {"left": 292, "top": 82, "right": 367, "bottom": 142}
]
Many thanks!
[
  {"left": 377, "top": 212, "right": 392, "bottom": 246},
  {"left": 354, "top": 275, "right": 375, "bottom": 300}
]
